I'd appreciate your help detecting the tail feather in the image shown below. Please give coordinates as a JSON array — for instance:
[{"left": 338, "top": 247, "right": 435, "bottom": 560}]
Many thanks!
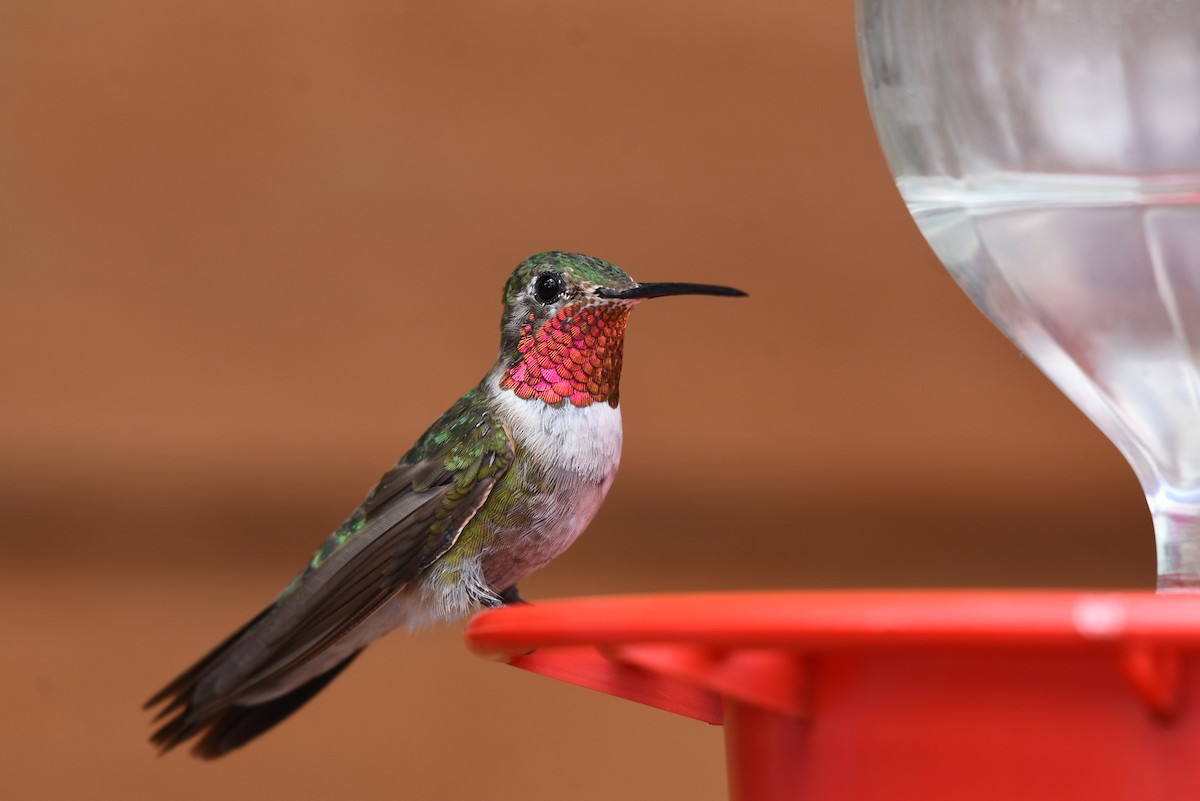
[
  {"left": 192, "top": 650, "right": 362, "bottom": 759},
  {"left": 146, "top": 602, "right": 363, "bottom": 758}
]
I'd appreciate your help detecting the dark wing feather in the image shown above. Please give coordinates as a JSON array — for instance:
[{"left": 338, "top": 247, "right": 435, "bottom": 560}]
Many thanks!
[
  {"left": 151, "top": 649, "right": 363, "bottom": 758},
  {"left": 147, "top": 390, "right": 513, "bottom": 755},
  {"left": 192, "top": 650, "right": 363, "bottom": 759}
]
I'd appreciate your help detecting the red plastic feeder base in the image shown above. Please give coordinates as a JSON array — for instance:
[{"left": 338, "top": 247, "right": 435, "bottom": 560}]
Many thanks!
[{"left": 464, "top": 591, "right": 1200, "bottom": 801}]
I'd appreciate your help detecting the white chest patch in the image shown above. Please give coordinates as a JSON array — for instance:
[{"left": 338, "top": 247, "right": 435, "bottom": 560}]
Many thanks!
[{"left": 485, "top": 377, "right": 623, "bottom": 482}]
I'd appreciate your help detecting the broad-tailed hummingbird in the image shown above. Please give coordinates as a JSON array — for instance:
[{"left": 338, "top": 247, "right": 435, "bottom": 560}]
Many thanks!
[{"left": 146, "top": 251, "right": 745, "bottom": 757}]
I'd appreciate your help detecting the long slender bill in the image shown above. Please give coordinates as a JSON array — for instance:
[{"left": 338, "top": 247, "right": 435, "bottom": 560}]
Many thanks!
[{"left": 595, "top": 282, "right": 747, "bottom": 300}]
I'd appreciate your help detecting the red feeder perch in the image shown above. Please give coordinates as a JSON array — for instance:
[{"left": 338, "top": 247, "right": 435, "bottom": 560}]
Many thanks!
[{"left": 465, "top": 591, "right": 1200, "bottom": 801}]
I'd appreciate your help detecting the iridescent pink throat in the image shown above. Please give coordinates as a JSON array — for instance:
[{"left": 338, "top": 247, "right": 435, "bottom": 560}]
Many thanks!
[{"left": 500, "top": 302, "right": 630, "bottom": 408}]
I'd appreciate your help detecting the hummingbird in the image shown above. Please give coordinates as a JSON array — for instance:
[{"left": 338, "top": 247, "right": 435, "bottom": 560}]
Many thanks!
[{"left": 145, "top": 251, "right": 745, "bottom": 758}]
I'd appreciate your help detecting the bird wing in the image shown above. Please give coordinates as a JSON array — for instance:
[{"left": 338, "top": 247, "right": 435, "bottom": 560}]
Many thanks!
[{"left": 147, "top": 389, "right": 514, "bottom": 746}]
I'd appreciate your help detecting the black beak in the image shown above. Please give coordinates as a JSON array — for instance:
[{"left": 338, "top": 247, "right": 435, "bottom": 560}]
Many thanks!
[{"left": 595, "top": 282, "right": 747, "bottom": 300}]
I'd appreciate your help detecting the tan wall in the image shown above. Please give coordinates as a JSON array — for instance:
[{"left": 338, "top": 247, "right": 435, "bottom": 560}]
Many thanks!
[{"left": 1, "top": 2, "right": 1150, "bottom": 800}]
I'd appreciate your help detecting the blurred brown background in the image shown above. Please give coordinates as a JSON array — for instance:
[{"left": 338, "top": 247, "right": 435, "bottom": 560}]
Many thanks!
[{"left": 1, "top": 1, "right": 1150, "bottom": 800}]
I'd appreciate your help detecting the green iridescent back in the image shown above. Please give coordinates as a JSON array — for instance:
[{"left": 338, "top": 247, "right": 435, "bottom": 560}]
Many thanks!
[{"left": 295, "top": 389, "right": 511, "bottom": 587}]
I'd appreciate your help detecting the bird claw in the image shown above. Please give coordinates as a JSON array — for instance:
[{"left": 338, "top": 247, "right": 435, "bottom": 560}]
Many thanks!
[{"left": 499, "top": 585, "right": 528, "bottom": 606}]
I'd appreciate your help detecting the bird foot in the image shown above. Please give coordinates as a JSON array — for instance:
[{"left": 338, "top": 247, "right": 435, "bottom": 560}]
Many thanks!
[{"left": 498, "top": 585, "right": 528, "bottom": 606}]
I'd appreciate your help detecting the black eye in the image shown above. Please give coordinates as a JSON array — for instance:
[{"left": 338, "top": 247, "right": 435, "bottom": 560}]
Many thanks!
[{"left": 534, "top": 272, "right": 564, "bottom": 304}]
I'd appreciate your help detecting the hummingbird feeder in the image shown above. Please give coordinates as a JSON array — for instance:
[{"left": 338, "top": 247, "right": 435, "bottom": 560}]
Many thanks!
[{"left": 466, "top": 591, "right": 1200, "bottom": 801}]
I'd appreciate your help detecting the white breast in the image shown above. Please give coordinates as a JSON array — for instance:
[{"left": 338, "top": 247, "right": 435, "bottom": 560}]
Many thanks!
[{"left": 484, "top": 376, "right": 623, "bottom": 482}]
